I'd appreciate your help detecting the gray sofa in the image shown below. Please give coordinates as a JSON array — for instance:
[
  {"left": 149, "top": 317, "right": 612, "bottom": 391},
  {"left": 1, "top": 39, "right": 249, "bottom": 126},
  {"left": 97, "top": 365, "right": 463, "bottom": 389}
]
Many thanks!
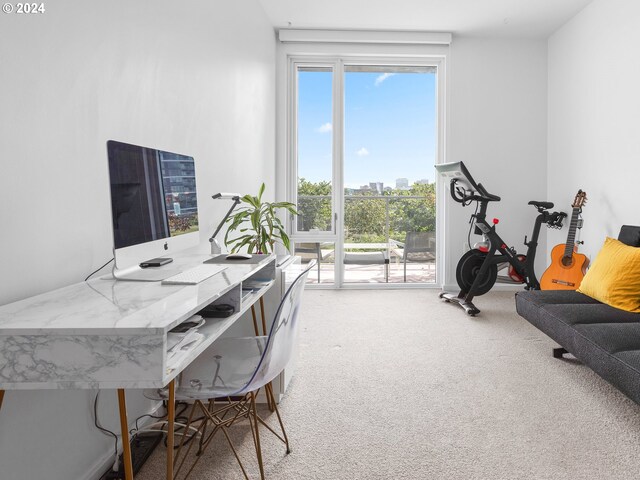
[{"left": 515, "top": 225, "right": 640, "bottom": 405}]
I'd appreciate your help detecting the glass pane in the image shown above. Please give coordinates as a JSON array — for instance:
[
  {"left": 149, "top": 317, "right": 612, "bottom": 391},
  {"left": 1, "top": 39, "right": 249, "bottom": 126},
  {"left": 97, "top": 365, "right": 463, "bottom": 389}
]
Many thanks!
[
  {"left": 296, "top": 66, "right": 333, "bottom": 233},
  {"left": 294, "top": 242, "right": 335, "bottom": 285},
  {"left": 343, "top": 66, "right": 437, "bottom": 283}
]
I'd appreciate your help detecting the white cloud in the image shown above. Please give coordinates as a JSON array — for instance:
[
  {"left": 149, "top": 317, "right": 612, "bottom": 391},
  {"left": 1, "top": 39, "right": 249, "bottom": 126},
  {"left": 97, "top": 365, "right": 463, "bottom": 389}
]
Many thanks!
[
  {"left": 317, "top": 122, "right": 332, "bottom": 133},
  {"left": 356, "top": 147, "right": 369, "bottom": 156},
  {"left": 374, "top": 73, "right": 396, "bottom": 86}
]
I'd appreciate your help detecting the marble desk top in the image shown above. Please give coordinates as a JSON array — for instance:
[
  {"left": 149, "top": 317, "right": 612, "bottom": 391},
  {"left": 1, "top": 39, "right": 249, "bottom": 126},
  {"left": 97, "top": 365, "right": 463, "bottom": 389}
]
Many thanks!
[{"left": 0, "top": 253, "right": 275, "bottom": 336}]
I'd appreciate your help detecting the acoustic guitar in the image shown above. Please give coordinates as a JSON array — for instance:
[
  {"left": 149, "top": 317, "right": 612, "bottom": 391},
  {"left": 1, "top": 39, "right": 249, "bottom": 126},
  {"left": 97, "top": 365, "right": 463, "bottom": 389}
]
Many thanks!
[{"left": 540, "top": 190, "right": 589, "bottom": 290}]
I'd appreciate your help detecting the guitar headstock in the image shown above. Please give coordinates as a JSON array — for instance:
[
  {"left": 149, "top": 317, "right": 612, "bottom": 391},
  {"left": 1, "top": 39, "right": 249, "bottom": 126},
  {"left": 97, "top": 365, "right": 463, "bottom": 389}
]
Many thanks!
[{"left": 572, "top": 190, "right": 587, "bottom": 209}]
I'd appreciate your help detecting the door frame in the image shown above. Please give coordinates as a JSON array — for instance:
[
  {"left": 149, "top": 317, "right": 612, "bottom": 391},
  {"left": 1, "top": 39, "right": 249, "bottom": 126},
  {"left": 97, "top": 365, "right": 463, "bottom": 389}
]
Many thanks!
[{"left": 279, "top": 51, "right": 447, "bottom": 288}]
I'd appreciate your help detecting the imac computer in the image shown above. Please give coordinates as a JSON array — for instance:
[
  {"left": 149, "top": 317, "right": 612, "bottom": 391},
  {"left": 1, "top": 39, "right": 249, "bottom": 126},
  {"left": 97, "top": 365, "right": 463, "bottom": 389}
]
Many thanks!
[{"left": 107, "top": 140, "right": 200, "bottom": 281}]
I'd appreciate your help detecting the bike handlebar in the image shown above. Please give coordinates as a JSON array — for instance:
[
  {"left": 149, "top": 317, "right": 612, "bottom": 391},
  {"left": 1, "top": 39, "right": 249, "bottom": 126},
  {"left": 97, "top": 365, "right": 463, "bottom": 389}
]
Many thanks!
[
  {"left": 476, "top": 183, "right": 501, "bottom": 202},
  {"left": 450, "top": 179, "right": 500, "bottom": 205},
  {"left": 450, "top": 179, "right": 567, "bottom": 229}
]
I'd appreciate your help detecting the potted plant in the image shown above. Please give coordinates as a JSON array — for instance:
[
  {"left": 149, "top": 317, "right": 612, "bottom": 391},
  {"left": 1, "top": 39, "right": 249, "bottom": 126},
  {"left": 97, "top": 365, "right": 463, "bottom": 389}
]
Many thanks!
[{"left": 224, "top": 183, "right": 298, "bottom": 254}]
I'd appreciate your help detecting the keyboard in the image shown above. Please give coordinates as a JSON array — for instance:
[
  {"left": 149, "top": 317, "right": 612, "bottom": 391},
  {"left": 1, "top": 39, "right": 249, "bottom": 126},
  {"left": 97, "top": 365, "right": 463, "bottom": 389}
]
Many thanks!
[{"left": 161, "top": 265, "right": 227, "bottom": 285}]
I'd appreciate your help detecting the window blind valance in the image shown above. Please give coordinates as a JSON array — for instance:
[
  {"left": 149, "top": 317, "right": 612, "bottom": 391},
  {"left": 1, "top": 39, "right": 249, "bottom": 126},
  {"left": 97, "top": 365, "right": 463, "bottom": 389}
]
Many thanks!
[{"left": 278, "top": 29, "right": 452, "bottom": 45}]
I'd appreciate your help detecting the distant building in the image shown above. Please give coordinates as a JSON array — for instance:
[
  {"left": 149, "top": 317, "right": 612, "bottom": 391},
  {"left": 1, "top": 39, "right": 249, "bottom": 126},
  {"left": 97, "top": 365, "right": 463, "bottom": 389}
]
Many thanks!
[
  {"left": 415, "top": 179, "right": 430, "bottom": 185},
  {"left": 354, "top": 185, "right": 373, "bottom": 195},
  {"left": 396, "top": 178, "right": 409, "bottom": 189},
  {"left": 369, "top": 182, "right": 383, "bottom": 194}
]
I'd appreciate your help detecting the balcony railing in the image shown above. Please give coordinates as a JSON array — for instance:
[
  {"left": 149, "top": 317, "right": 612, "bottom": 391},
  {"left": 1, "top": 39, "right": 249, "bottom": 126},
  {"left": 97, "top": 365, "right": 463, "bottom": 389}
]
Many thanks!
[
  {"left": 295, "top": 194, "right": 436, "bottom": 283},
  {"left": 296, "top": 194, "right": 435, "bottom": 244}
]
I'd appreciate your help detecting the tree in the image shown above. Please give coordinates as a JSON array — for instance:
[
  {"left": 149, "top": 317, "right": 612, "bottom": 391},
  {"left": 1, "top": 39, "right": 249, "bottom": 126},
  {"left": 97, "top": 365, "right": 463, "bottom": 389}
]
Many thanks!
[
  {"left": 389, "top": 183, "right": 436, "bottom": 240},
  {"left": 297, "top": 178, "right": 332, "bottom": 231},
  {"left": 344, "top": 197, "right": 386, "bottom": 243},
  {"left": 295, "top": 179, "right": 437, "bottom": 242}
]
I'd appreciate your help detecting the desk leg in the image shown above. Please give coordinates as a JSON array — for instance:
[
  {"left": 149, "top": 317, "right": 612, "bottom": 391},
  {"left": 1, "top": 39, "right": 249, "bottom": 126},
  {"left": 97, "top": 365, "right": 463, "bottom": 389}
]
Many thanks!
[
  {"left": 167, "top": 379, "right": 175, "bottom": 480},
  {"left": 117, "top": 389, "right": 134, "bottom": 480},
  {"left": 0, "top": 390, "right": 5, "bottom": 411},
  {"left": 259, "top": 297, "right": 267, "bottom": 336}
]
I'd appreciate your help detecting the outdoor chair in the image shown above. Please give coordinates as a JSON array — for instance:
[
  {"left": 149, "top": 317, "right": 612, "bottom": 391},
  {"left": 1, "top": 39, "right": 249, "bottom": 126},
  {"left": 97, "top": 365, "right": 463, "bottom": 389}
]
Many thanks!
[
  {"left": 394, "top": 231, "right": 436, "bottom": 282},
  {"left": 147, "top": 261, "right": 315, "bottom": 480},
  {"left": 343, "top": 250, "right": 389, "bottom": 282},
  {"left": 295, "top": 242, "right": 333, "bottom": 282}
]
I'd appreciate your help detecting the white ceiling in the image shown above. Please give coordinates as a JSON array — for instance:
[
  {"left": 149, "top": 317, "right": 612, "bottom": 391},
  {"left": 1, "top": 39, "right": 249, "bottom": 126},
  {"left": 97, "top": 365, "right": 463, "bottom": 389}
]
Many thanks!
[{"left": 257, "top": 0, "right": 594, "bottom": 39}]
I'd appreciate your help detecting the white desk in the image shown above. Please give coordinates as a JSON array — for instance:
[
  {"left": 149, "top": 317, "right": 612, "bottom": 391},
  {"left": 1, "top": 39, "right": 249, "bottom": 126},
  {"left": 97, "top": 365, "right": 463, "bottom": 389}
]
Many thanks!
[{"left": 0, "top": 252, "right": 276, "bottom": 480}]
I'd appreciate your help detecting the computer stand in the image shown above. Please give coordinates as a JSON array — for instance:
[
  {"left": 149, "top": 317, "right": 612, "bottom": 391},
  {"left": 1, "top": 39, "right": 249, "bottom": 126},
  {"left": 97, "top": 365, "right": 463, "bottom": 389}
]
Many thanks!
[{"left": 109, "top": 263, "right": 180, "bottom": 282}]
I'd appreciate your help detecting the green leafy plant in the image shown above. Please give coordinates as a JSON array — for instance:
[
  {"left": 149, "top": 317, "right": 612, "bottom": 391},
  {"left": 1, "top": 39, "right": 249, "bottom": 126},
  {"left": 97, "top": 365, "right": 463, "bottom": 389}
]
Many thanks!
[{"left": 224, "top": 183, "right": 298, "bottom": 254}]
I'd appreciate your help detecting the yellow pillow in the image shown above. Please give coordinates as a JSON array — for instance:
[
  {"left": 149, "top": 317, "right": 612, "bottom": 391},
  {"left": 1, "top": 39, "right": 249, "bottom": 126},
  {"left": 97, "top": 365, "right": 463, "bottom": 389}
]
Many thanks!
[{"left": 577, "top": 237, "right": 640, "bottom": 312}]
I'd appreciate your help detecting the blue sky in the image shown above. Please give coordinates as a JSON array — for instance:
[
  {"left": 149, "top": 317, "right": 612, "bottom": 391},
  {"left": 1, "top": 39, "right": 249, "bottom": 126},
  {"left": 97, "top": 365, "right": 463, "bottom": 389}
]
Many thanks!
[{"left": 298, "top": 69, "right": 436, "bottom": 189}]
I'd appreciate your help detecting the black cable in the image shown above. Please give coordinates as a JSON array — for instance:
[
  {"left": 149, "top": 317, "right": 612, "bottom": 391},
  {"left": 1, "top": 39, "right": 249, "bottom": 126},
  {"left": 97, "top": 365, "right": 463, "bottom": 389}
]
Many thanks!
[
  {"left": 93, "top": 394, "right": 197, "bottom": 470},
  {"left": 133, "top": 412, "right": 168, "bottom": 433},
  {"left": 162, "top": 403, "right": 206, "bottom": 450},
  {"left": 164, "top": 416, "right": 208, "bottom": 449},
  {"left": 130, "top": 401, "right": 203, "bottom": 450},
  {"left": 85, "top": 258, "right": 115, "bottom": 282},
  {"left": 131, "top": 401, "right": 190, "bottom": 433},
  {"left": 94, "top": 391, "right": 119, "bottom": 460}
]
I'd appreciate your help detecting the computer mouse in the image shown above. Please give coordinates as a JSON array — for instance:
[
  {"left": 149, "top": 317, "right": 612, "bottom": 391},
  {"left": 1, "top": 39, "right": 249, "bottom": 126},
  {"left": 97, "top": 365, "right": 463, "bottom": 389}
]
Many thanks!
[{"left": 226, "top": 253, "right": 253, "bottom": 260}]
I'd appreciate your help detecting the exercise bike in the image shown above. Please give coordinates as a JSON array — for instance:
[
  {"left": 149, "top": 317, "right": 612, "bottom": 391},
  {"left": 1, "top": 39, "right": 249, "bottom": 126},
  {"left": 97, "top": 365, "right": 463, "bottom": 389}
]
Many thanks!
[{"left": 435, "top": 162, "right": 566, "bottom": 316}]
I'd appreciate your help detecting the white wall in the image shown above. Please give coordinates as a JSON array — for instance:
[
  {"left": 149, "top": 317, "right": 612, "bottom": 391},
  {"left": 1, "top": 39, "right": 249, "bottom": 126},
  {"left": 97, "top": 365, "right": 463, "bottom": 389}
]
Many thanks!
[
  {"left": 445, "top": 37, "right": 548, "bottom": 287},
  {"left": 547, "top": 0, "right": 640, "bottom": 261},
  {"left": 0, "top": 1, "right": 276, "bottom": 478}
]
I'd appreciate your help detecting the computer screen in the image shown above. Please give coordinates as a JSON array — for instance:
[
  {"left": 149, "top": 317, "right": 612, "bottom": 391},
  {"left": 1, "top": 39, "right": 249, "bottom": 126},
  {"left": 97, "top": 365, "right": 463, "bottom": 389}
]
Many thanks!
[{"left": 107, "top": 140, "right": 200, "bottom": 273}]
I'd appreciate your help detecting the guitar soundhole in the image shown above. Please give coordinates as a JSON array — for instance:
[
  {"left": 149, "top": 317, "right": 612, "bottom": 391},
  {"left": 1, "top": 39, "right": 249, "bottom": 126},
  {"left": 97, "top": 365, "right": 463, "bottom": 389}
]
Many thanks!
[{"left": 561, "top": 256, "right": 574, "bottom": 267}]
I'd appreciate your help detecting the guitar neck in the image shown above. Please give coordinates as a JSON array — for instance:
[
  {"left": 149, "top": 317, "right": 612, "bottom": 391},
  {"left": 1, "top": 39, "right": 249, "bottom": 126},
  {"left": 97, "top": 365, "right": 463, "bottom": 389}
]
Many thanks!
[{"left": 563, "top": 207, "right": 581, "bottom": 258}]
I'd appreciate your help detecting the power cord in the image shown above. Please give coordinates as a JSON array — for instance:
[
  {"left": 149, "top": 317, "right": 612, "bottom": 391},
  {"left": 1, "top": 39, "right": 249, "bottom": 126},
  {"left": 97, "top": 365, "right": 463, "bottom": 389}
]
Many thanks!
[
  {"left": 129, "top": 402, "right": 203, "bottom": 450},
  {"left": 133, "top": 410, "right": 168, "bottom": 434},
  {"left": 93, "top": 391, "right": 119, "bottom": 461},
  {"left": 93, "top": 397, "right": 170, "bottom": 473},
  {"left": 95, "top": 395, "right": 200, "bottom": 480},
  {"left": 85, "top": 258, "right": 115, "bottom": 281},
  {"left": 94, "top": 394, "right": 203, "bottom": 473},
  {"left": 167, "top": 402, "right": 205, "bottom": 449}
]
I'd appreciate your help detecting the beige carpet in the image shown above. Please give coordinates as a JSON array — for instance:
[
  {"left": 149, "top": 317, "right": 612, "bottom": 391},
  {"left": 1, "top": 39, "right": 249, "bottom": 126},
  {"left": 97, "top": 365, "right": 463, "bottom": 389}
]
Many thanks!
[{"left": 136, "top": 290, "right": 640, "bottom": 480}]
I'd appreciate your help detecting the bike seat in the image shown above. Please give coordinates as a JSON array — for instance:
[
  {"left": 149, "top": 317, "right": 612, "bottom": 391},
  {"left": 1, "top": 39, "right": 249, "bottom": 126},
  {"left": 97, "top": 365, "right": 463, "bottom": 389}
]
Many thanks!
[{"left": 528, "top": 200, "right": 554, "bottom": 209}]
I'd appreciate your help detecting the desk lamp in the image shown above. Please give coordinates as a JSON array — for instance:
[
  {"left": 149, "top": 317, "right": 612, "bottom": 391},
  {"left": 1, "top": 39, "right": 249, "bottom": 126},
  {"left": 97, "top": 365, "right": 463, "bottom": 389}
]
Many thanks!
[{"left": 209, "top": 193, "right": 242, "bottom": 255}]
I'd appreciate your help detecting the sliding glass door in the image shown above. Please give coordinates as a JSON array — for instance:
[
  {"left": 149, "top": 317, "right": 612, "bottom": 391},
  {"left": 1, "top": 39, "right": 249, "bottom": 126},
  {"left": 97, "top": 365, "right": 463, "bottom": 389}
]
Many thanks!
[
  {"left": 343, "top": 65, "right": 436, "bottom": 284},
  {"left": 289, "top": 58, "right": 441, "bottom": 287}
]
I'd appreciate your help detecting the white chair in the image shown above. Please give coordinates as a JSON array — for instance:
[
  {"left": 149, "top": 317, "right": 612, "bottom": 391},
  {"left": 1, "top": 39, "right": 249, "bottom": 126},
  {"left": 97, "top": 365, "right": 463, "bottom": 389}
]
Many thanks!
[{"left": 150, "top": 261, "right": 315, "bottom": 479}]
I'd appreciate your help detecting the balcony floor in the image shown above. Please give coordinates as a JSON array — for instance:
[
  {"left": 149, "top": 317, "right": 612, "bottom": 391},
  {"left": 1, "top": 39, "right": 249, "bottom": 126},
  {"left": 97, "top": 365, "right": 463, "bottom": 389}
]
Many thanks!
[{"left": 304, "top": 261, "right": 436, "bottom": 285}]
